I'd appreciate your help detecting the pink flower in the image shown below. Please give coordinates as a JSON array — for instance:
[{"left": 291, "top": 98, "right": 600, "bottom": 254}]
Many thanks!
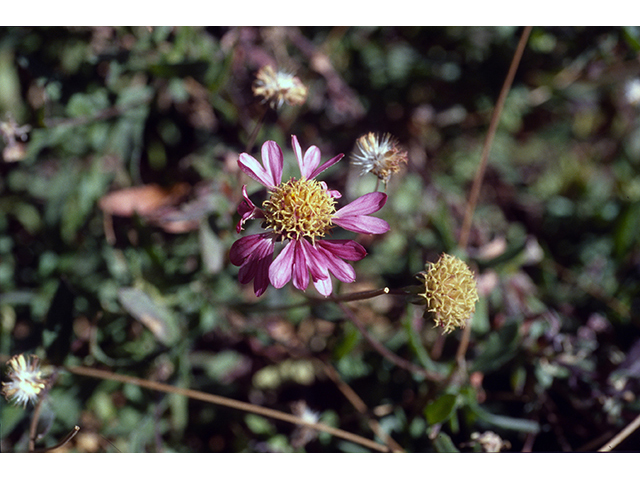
[{"left": 230, "top": 135, "right": 389, "bottom": 296}]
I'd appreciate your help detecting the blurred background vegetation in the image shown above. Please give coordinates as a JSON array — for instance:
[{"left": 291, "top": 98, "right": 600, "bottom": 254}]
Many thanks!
[{"left": 1, "top": 26, "right": 640, "bottom": 452}]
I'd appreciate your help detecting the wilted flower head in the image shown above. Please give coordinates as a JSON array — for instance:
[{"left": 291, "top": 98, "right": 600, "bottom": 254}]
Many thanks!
[
  {"left": 253, "top": 65, "right": 308, "bottom": 109},
  {"left": 230, "top": 135, "right": 389, "bottom": 297},
  {"left": 2, "top": 354, "right": 48, "bottom": 407},
  {"left": 417, "top": 253, "right": 479, "bottom": 333},
  {"left": 351, "top": 132, "right": 408, "bottom": 186}
]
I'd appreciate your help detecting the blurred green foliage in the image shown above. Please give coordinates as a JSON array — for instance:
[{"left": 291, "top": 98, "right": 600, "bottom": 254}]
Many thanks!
[{"left": 1, "top": 26, "right": 640, "bottom": 452}]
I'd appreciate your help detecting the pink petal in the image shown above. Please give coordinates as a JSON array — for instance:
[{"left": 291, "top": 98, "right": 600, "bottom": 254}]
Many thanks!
[
  {"left": 309, "top": 153, "right": 344, "bottom": 180},
  {"left": 334, "top": 192, "right": 388, "bottom": 217},
  {"left": 292, "top": 135, "right": 320, "bottom": 179},
  {"left": 238, "top": 153, "right": 274, "bottom": 187},
  {"left": 236, "top": 185, "right": 264, "bottom": 233},
  {"left": 262, "top": 140, "right": 283, "bottom": 186},
  {"left": 316, "top": 239, "right": 367, "bottom": 261},
  {"left": 229, "top": 233, "right": 271, "bottom": 266},
  {"left": 237, "top": 141, "right": 283, "bottom": 187},
  {"left": 313, "top": 276, "right": 333, "bottom": 296},
  {"left": 292, "top": 135, "right": 304, "bottom": 171},
  {"left": 232, "top": 234, "right": 275, "bottom": 296},
  {"left": 269, "top": 240, "right": 295, "bottom": 288},
  {"left": 333, "top": 215, "right": 390, "bottom": 235},
  {"left": 291, "top": 135, "right": 344, "bottom": 180},
  {"left": 299, "top": 238, "right": 330, "bottom": 281},
  {"left": 292, "top": 241, "right": 309, "bottom": 291},
  {"left": 315, "top": 243, "right": 357, "bottom": 283},
  {"left": 251, "top": 252, "right": 272, "bottom": 296}
]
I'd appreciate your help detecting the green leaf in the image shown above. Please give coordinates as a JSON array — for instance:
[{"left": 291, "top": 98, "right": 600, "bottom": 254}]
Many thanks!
[
  {"left": 469, "top": 403, "right": 540, "bottom": 434},
  {"left": 245, "top": 414, "right": 275, "bottom": 435},
  {"left": 117, "top": 287, "right": 179, "bottom": 346},
  {"left": 424, "top": 394, "right": 458, "bottom": 425},
  {"left": 432, "top": 432, "right": 460, "bottom": 452}
]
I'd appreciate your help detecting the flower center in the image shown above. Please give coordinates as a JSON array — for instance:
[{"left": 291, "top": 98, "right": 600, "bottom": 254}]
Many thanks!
[{"left": 262, "top": 178, "right": 336, "bottom": 241}]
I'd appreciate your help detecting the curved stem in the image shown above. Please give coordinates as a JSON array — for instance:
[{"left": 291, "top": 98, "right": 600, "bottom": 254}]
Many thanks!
[
  {"left": 28, "top": 370, "right": 58, "bottom": 452},
  {"left": 598, "top": 412, "right": 640, "bottom": 452},
  {"left": 321, "top": 362, "right": 405, "bottom": 453},
  {"left": 246, "top": 106, "right": 268, "bottom": 153},
  {"left": 335, "top": 300, "right": 444, "bottom": 382},
  {"left": 40, "top": 426, "right": 80, "bottom": 453},
  {"left": 455, "top": 26, "right": 532, "bottom": 366},
  {"left": 250, "top": 286, "right": 409, "bottom": 313},
  {"left": 64, "top": 364, "right": 389, "bottom": 452}
]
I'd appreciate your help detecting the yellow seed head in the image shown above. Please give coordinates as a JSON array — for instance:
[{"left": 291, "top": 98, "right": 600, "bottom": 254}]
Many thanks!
[
  {"left": 262, "top": 178, "right": 336, "bottom": 241},
  {"left": 417, "top": 253, "right": 479, "bottom": 334}
]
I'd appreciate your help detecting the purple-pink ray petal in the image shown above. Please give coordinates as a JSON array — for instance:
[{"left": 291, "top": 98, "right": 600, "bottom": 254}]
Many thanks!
[
  {"left": 333, "top": 215, "right": 390, "bottom": 235},
  {"left": 236, "top": 185, "right": 265, "bottom": 233},
  {"left": 269, "top": 240, "right": 296, "bottom": 289},
  {"left": 252, "top": 252, "right": 272, "bottom": 296},
  {"left": 308, "top": 153, "right": 344, "bottom": 180},
  {"left": 234, "top": 234, "right": 275, "bottom": 296},
  {"left": 299, "top": 238, "right": 330, "bottom": 282},
  {"left": 316, "top": 239, "right": 367, "bottom": 261},
  {"left": 292, "top": 241, "right": 309, "bottom": 291},
  {"left": 334, "top": 192, "right": 388, "bottom": 218},
  {"left": 229, "top": 232, "right": 271, "bottom": 266},
  {"left": 262, "top": 140, "right": 284, "bottom": 186},
  {"left": 237, "top": 141, "right": 283, "bottom": 187},
  {"left": 238, "top": 153, "right": 274, "bottom": 187},
  {"left": 313, "top": 276, "right": 333, "bottom": 297},
  {"left": 301, "top": 145, "right": 321, "bottom": 178},
  {"left": 315, "top": 243, "right": 357, "bottom": 283}
]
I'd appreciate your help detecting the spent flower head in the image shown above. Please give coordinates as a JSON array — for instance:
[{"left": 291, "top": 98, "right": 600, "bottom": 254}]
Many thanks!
[
  {"left": 230, "top": 135, "right": 389, "bottom": 297},
  {"left": 2, "top": 354, "right": 48, "bottom": 407},
  {"left": 351, "top": 132, "right": 408, "bottom": 186},
  {"left": 417, "top": 253, "right": 479, "bottom": 333},
  {"left": 253, "top": 65, "right": 308, "bottom": 110}
]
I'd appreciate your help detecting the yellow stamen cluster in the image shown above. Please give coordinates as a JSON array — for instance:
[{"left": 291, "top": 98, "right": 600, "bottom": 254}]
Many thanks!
[
  {"left": 262, "top": 178, "right": 336, "bottom": 241},
  {"left": 351, "top": 132, "right": 408, "bottom": 185},
  {"left": 2, "top": 354, "right": 48, "bottom": 407},
  {"left": 417, "top": 253, "right": 479, "bottom": 334},
  {"left": 253, "top": 65, "right": 308, "bottom": 110}
]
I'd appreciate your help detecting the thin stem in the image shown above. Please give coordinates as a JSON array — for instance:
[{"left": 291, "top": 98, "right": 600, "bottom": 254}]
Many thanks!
[
  {"left": 246, "top": 286, "right": 403, "bottom": 312},
  {"left": 28, "top": 370, "right": 58, "bottom": 452},
  {"left": 455, "top": 26, "right": 532, "bottom": 366},
  {"left": 335, "top": 300, "right": 444, "bottom": 382},
  {"left": 598, "top": 412, "right": 640, "bottom": 452},
  {"left": 321, "top": 362, "right": 405, "bottom": 453},
  {"left": 458, "top": 26, "right": 532, "bottom": 252},
  {"left": 246, "top": 106, "right": 268, "bottom": 153},
  {"left": 28, "top": 397, "right": 44, "bottom": 452},
  {"left": 39, "top": 426, "right": 80, "bottom": 453},
  {"left": 64, "top": 364, "right": 389, "bottom": 452}
]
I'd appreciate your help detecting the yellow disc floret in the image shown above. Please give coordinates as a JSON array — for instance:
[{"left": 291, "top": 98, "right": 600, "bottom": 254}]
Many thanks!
[{"left": 262, "top": 178, "right": 336, "bottom": 241}]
